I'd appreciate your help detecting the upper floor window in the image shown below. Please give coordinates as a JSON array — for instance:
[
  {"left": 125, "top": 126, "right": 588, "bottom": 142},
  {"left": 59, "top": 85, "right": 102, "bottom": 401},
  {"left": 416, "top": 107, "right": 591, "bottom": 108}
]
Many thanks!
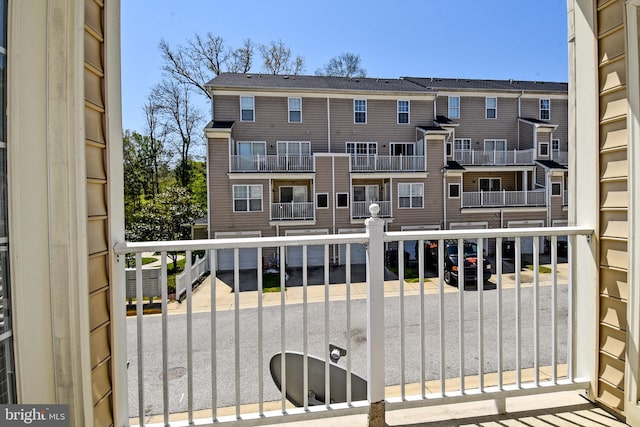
[
  {"left": 448, "top": 96, "right": 460, "bottom": 119},
  {"left": 397, "top": 100, "right": 409, "bottom": 124},
  {"left": 552, "top": 139, "right": 560, "bottom": 151},
  {"left": 288, "top": 97, "right": 302, "bottom": 123},
  {"left": 233, "top": 184, "right": 262, "bottom": 212},
  {"left": 454, "top": 138, "right": 471, "bottom": 152},
  {"left": 354, "top": 99, "right": 367, "bottom": 123},
  {"left": 479, "top": 178, "right": 501, "bottom": 192},
  {"left": 398, "top": 183, "right": 424, "bottom": 208},
  {"left": 540, "top": 98, "right": 550, "bottom": 120},
  {"left": 346, "top": 142, "right": 377, "bottom": 155},
  {"left": 240, "top": 96, "right": 254, "bottom": 122},
  {"left": 539, "top": 142, "right": 549, "bottom": 156},
  {"left": 485, "top": 97, "right": 497, "bottom": 119}
]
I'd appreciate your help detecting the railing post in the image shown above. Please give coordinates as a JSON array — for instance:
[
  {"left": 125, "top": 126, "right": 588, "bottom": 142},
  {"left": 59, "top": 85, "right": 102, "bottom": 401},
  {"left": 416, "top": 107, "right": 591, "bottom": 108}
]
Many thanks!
[{"left": 366, "top": 204, "right": 385, "bottom": 426}]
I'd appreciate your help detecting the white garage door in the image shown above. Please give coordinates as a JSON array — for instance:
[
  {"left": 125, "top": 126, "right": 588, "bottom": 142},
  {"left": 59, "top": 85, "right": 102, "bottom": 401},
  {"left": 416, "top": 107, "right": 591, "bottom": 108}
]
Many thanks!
[
  {"left": 216, "top": 232, "right": 260, "bottom": 271},
  {"left": 508, "top": 221, "right": 544, "bottom": 255},
  {"left": 338, "top": 229, "right": 366, "bottom": 265},
  {"left": 285, "top": 230, "right": 328, "bottom": 267},
  {"left": 449, "top": 222, "right": 488, "bottom": 251}
]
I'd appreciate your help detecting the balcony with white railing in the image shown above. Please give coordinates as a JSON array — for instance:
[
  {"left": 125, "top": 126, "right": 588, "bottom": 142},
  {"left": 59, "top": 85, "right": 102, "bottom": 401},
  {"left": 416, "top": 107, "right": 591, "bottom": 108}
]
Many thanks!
[
  {"left": 350, "top": 155, "right": 425, "bottom": 172},
  {"left": 230, "top": 155, "right": 314, "bottom": 172},
  {"left": 270, "top": 202, "right": 315, "bottom": 221},
  {"left": 351, "top": 200, "right": 391, "bottom": 218},
  {"left": 551, "top": 151, "right": 568, "bottom": 165},
  {"left": 462, "top": 190, "right": 546, "bottom": 208},
  {"left": 114, "top": 209, "right": 594, "bottom": 427},
  {"left": 453, "top": 149, "right": 534, "bottom": 166}
]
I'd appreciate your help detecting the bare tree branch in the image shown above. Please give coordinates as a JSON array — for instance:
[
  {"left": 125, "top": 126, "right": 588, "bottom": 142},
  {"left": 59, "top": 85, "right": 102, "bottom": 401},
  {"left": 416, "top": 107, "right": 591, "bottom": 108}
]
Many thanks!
[
  {"left": 259, "top": 39, "right": 305, "bottom": 75},
  {"left": 228, "top": 38, "right": 254, "bottom": 73},
  {"left": 315, "top": 52, "right": 367, "bottom": 78}
]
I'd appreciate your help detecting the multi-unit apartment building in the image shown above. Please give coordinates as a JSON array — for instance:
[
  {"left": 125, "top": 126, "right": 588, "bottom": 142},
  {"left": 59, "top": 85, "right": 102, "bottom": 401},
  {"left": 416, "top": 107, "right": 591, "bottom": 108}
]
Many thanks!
[{"left": 205, "top": 73, "right": 568, "bottom": 269}]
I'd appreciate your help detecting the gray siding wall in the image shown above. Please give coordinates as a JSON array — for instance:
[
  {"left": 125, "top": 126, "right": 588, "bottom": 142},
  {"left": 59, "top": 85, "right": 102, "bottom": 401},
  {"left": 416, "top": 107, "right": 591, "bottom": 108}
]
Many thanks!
[
  {"left": 462, "top": 172, "right": 519, "bottom": 192},
  {"left": 519, "top": 121, "right": 535, "bottom": 150},
  {"left": 551, "top": 99, "right": 569, "bottom": 151},
  {"left": 445, "top": 175, "right": 463, "bottom": 222}
]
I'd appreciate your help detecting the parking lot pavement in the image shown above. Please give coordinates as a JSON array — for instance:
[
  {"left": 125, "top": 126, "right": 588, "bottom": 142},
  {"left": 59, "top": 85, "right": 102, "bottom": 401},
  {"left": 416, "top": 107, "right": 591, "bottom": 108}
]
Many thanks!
[{"left": 164, "top": 262, "right": 569, "bottom": 314}]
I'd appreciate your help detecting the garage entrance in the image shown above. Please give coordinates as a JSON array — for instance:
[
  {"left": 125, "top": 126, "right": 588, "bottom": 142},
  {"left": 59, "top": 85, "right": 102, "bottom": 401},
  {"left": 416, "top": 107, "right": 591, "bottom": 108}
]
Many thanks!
[
  {"left": 285, "top": 230, "right": 328, "bottom": 267},
  {"left": 215, "top": 231, "right": 261, "bottom": 271}
]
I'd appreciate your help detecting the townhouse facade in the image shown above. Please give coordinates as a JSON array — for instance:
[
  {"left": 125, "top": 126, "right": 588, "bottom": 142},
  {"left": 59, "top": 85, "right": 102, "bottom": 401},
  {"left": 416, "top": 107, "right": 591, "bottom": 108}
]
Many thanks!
[{"left": 205, "top": 73, "right": 569, "bottom": 269}]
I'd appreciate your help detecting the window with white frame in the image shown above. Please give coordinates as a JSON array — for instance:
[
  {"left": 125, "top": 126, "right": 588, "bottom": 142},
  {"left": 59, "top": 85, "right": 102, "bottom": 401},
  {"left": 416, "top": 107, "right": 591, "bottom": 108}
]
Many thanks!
[
  {"left": 551, "top": 182, "right": 562, "bottom": 196},
  {"left": 316, "top": 193, "right": 329, "bottom": 209},
  {"left": 398, "top": 183, "right": 424, "bottom": 208},
  {"left": 390, "top": 142, "right": 414, "bottom": 155},
  {"left": 448, "top": 183, "right": 460, "bottom": 198},
  {"left": 540, "top": 98, "right": 551, "bottom": 120},
  {"left": 479, "top": 178, "right": 501, "bottom": 192},
  {"left": 240, "top": 96, "right": 255, "bottom": 121},
  {"left": 279, "top": 186, "right": 307, "bottom": 203},
  {"left": 552, "top": 139, "right": 560, "bottom": 151},
  {"left": 237, "top": 141, "right": 266, "bottom": 156},
  {"left": 336, "top": 193, "right": 349, "bottom": 208},
  {"left": 484, "top": 139, "right": 507, "bottom": 152},
  {"left": 448, "top": 96, "right": 460, "bottom": 118},
  {"left": 539, "top": 142, "right": 549, "bottom": 156},
  {"left": 346, "top": 142, "right": 377, "bottom": 155},
  {"left": 454, "top": 138, "right": 471, "bottom": 152},
  {"left": 354, "top": 99, "right": 367, "bottom": 123},
  {"left": 446, "top": 142, "right": 452, "bottom": 157},
  {"left": 288, "top": 97, "right": 302, "bottom": 122},
  {"left": 233, "top": 184, "right": 262, "bottom": 212},
  {"left": 485, "top": 97, "right": 497, "bottom": 119},
  {"left": 397, "top": 100, "right": 409, "bottom": 124}
]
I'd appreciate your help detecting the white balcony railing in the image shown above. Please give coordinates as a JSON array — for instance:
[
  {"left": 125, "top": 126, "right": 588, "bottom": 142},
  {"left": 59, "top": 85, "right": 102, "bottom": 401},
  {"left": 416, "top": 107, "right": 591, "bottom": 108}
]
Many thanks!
[
  {"left": 462, "top": 190, "right": 546, "bottom": 208},
  {"left": 230, "top": 155, "right": 314, "bottom": 172},
  {"left": 350, "top": 155, "right": 425, "bottom": 172},
  {"left": 115, "top": 208, "right": 593, "bottom": 427},
  {"left": 270, "top": 202, "right": 315, "bottom": 220},
  {"left": 551, "top": 151, "right": 568, "bottom": 165},
  {"left": 453, "top": 149, "right": 534, "bottom": 165},
  {"left": 351, "top": 200, "right": 391, "bottom": 218}
]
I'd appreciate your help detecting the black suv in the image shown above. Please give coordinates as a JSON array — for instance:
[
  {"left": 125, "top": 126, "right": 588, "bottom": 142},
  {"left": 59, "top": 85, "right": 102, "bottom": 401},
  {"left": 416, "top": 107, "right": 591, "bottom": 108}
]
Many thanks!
[{"left": 443, "top": 241, "right": 492, "bottom": 285}]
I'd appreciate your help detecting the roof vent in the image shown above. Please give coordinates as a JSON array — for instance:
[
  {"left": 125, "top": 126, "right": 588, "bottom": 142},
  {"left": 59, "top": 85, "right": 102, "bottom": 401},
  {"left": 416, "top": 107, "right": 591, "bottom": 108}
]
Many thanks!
[
  {"left": 509, "top": 78, "right": 513, "bottom": 84},
  {"left": 246, "top": 74, "right": 252, "bottom": 78},
  {"left": 283, "top": 75, "right": 289, "bottom": 79}
]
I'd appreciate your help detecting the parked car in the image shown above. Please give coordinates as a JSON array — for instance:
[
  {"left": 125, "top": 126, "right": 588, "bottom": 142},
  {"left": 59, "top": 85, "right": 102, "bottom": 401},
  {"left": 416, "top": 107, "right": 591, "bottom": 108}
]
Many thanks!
[{"left": 443, "top": 240, "right": 492, "bottom": 285}]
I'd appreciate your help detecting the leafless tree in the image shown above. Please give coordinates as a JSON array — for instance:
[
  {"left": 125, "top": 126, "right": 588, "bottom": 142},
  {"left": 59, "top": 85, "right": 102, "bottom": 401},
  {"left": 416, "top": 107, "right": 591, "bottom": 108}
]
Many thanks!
[
  {"left": 259, "top": 39, "right": 305, "bottom": 75},
  {"left": 228, "top": 39, "right": 255, "bottom": 73},
  {"left": 143, "top": 90, "right": 169, "bottom": 198},
  {"left": 315, "top": 52, "right": 367, "bottom": 78},
  {"left": 153, "top": 80, "right": 204, "bottom": 187}
]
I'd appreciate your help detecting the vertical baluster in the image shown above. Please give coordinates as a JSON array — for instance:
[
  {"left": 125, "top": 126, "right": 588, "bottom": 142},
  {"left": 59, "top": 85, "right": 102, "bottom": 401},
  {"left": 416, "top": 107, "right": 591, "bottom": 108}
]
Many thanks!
[
  {"left": 438, "top": 239, "right": 446, "bottom": 396},
  {"left": 477, "top": 238, "right": 484, "bottom": 392},
  {"left": 324, "top": 245, "right": 330, "bottom": 408},
  {"left": 346, "top": 244, "right": 352, "bottom": 404},
  {"left": 533, "top": 236, "right": 540, "bottom": 386},
  {"left": 399, "top": 240, "right": 405, "bottom": 400},
  {"left": 551, "top": 235, "right": 558, "bottom": 383},
  {"left": 303, "top": 245, "right": 309, "bottom": 409},
  {"left": 257, "top": 247, "right": 264, "bottom": 415},
  {"left": 161, "top": 252, "right": 169, "bottom": 425},
  {"left": 458, "top": 238, "right": 465, "bottom": 393},
  {"left": 210, "top": 249, "right": 217, "bottom": 420},
  {"left": 418, "top": 239, "right": 426, "bottom": 399},
  {"left": 135, "top": 252, "right": 144, "bottom": 426},
  {"left": 280, "top": 246, "right": 287, "bottom": 413},
  {"left": 515, "top": 237, "right": 521, "bottom": 387},
  {"left": 496, "top": 238, "right": 503, "bottom": 390},
  {"left": 233, "top": 248, "right": 240, "bottom": 419},
  {"left": 186, "top": 250, "right": 193, "bottom": 423},
  {"left": 568, "top": 235, "right": 574, "bottom": 382}
]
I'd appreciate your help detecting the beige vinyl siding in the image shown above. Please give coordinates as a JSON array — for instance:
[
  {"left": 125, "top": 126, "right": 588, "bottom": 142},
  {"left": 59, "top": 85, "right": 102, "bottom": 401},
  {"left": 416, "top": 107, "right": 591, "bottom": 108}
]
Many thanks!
[
  {"left": 445, "top": 175, "right": 462, "bottom": 222},
  {"left": 595, "top": 0, "right": 628, "bottom": 415},
  {"left": 392, "top": 177, "right": 440, "bottom": 226},
  {"left": 313, "top": 156, "right": 335, "bottom": 228},
  {"left": 454, "top": 96, "right": 519, "bottom": 147},
  {"left": 329, "top": 99, "right": 432, "bottom": 152},
  {"left": 551, "top": 100, "right": 569, "bottom": 151},
  {"left": 84, "top": 0, "right": 113, "bottom": 424},
  {"left": 520, "top": 98, "right": 541, "bottom": 119},
  {"left": 502, "top": 210, "right": 546, "bottom": 224},
  {"left": 519, "top": 121, "right": 535, "bottom": 150},
  {"left": 462, "top": 172, "right": 519, "bottom": 192}
]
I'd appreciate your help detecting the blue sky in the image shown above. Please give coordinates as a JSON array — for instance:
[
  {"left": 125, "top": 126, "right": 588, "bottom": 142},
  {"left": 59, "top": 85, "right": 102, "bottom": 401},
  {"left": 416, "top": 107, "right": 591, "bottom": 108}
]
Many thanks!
[{"left": 121, "top": 0, "right": 568, "bottom": 133}]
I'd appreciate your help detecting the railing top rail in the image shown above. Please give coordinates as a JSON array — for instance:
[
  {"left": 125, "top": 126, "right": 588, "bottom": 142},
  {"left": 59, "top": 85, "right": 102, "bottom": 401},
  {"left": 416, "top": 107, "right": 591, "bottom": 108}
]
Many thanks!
[
  {"left": 384, "top": 226, "right": 593, "bottom": 242},
  {"left": 114, "top": 233, "right": 370, "bottom": 254}
]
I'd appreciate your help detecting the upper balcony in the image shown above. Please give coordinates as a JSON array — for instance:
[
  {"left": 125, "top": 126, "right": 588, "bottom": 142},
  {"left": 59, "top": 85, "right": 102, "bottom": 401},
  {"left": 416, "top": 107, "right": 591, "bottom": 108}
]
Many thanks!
[
  {"left": 462, "top": 190, "right": 546, "bottom": 208},
  {"left": 230, "top": 155, "right": 314, "bottom": 172},
  {"left": 551, "top": 150, "right": 568, "bottom": 165},
  {"left": 350, "top": 155, "right": 425, "bottom": 172},
  {"left": 270, "top": 202, "right": 315, "bottom": 221},
  {"left": 453, "top": 149, "right": 534, "bottom": 166}
]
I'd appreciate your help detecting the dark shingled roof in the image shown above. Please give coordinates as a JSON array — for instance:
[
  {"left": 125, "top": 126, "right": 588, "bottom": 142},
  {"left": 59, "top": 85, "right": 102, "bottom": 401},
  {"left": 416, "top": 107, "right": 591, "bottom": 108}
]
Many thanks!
[
  {"left": 519, "top": 117, "right": 557, "bottom": 126},
  {"left": 403, "top": 77, "right": 567, "bottom": 93},
  {"left": 417, "top": 124, "right": 448, "bottom": 133},
  {"left": 206, "top": 120, "right": 234, "bottom": 129},
  {"left": 435, "top": 115, "right": 457, "bottom": 125},
  {"left": 445, "top": 160, "right": 466, "bottom": 171},
  {"left": 536, "top": 160, "right": 567, "bottom": 170},
  {"left": 193, "top": 217, "right": 208, "bottom": 225},
  {"left": 208, "top": 73, "right": 434, "bottom": 93}
]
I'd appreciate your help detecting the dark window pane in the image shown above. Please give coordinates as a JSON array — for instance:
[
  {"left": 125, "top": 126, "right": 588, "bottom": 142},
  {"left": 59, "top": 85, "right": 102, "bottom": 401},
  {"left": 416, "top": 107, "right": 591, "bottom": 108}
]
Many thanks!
[{"left": 235, "top": 200, "right": 247, "bottom": 211}]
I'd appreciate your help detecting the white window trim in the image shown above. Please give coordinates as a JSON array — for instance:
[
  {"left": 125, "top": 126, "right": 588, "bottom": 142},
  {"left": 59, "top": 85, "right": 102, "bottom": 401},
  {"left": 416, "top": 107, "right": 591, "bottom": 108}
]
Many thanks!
[
  {"left": 540, "top": 98, "right": 551, "bottom": 121},
  {"left": 446, "top": 142, "right": 453, "bottom": 157},
  {"left": 448, "top": 96, "right": 460, "bottom": 119},
  {"left": 240, "top": 95, "right": 255, "bottom": 122},
  {"left": 454, "top": 138, "right": 471, "bottom": 151},
  {"left": 485, "top": 96, "right": 497, "bottom": 119},
  {"left": 288, "top": 97, "right": 302, "bottom": 123},
  {"left": 483, "top": 139, "right": 508, "bottom": 152},
  {"left": 539, "top": 142, "right": 550, "bottom": 156},
  {"left": 279, "top": 185, "right": 308, "bottom": 203},
  {"left": 448, "top": 183, "right": 461, "bottom": 199},
  {"left": 316, "top": 193, "right": 329, "bottom": 209},
  {"left": 346, "top": 141, "right": 377, "bottom": 155},
  {"left": 552, "top": 138, "right": 560, "bottom": 151},
  {"left": 232, "top": 184, "right": 263, "bottom": 213},
  {"left": 478, "top": 177, "right": 502, "bottom": 192},
  {"left": 397, "top": 183, "right": 424, "bottom": 209},
  {"left": 237, "top": 141, "right": 266, "bottom": 155},
  {"left": 389, "top": 142, "right": 415, "bottom": 155},
  {"left": 354, "top": 99, "right": 367, "bottom": 124},
  {"left": 336, "top": 192, "right": 349, "bottom": 208},
  {"left": 551, "top": 182, "right": 562, "bottom": 196},
  {"left": 397, "top": 100, "right": 410, "bottom": 124},
  {"left": 276, "top": 141, "right": 311, "bottom": 156}
]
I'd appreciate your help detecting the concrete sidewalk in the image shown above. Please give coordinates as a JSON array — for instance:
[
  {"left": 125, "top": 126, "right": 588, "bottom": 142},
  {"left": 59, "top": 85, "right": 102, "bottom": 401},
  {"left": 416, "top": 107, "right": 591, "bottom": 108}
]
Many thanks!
[{"left": 164, "top": 263, "right": 568, "bottom": 315}]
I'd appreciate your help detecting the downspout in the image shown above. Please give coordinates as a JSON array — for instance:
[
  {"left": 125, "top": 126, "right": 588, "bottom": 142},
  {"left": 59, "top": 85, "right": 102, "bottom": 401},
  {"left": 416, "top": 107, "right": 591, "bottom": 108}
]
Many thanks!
[
  {"left": 546, "top": 170, "right": 552, "bottom": 227},
  {"left": 433, "top": 95, "right": 438, "bottom": 120},
  {"left": 327, "top": 97, "right": 331, "bottom": 153},
  {"left": 332, "top": 155, "right": 336, "bottom": 264},
  {"left": 442, "top": 166, "right": 447, "bottom": 230},
  {"left": 517, "top": 91, "right": 524, "bottom": 149}
]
